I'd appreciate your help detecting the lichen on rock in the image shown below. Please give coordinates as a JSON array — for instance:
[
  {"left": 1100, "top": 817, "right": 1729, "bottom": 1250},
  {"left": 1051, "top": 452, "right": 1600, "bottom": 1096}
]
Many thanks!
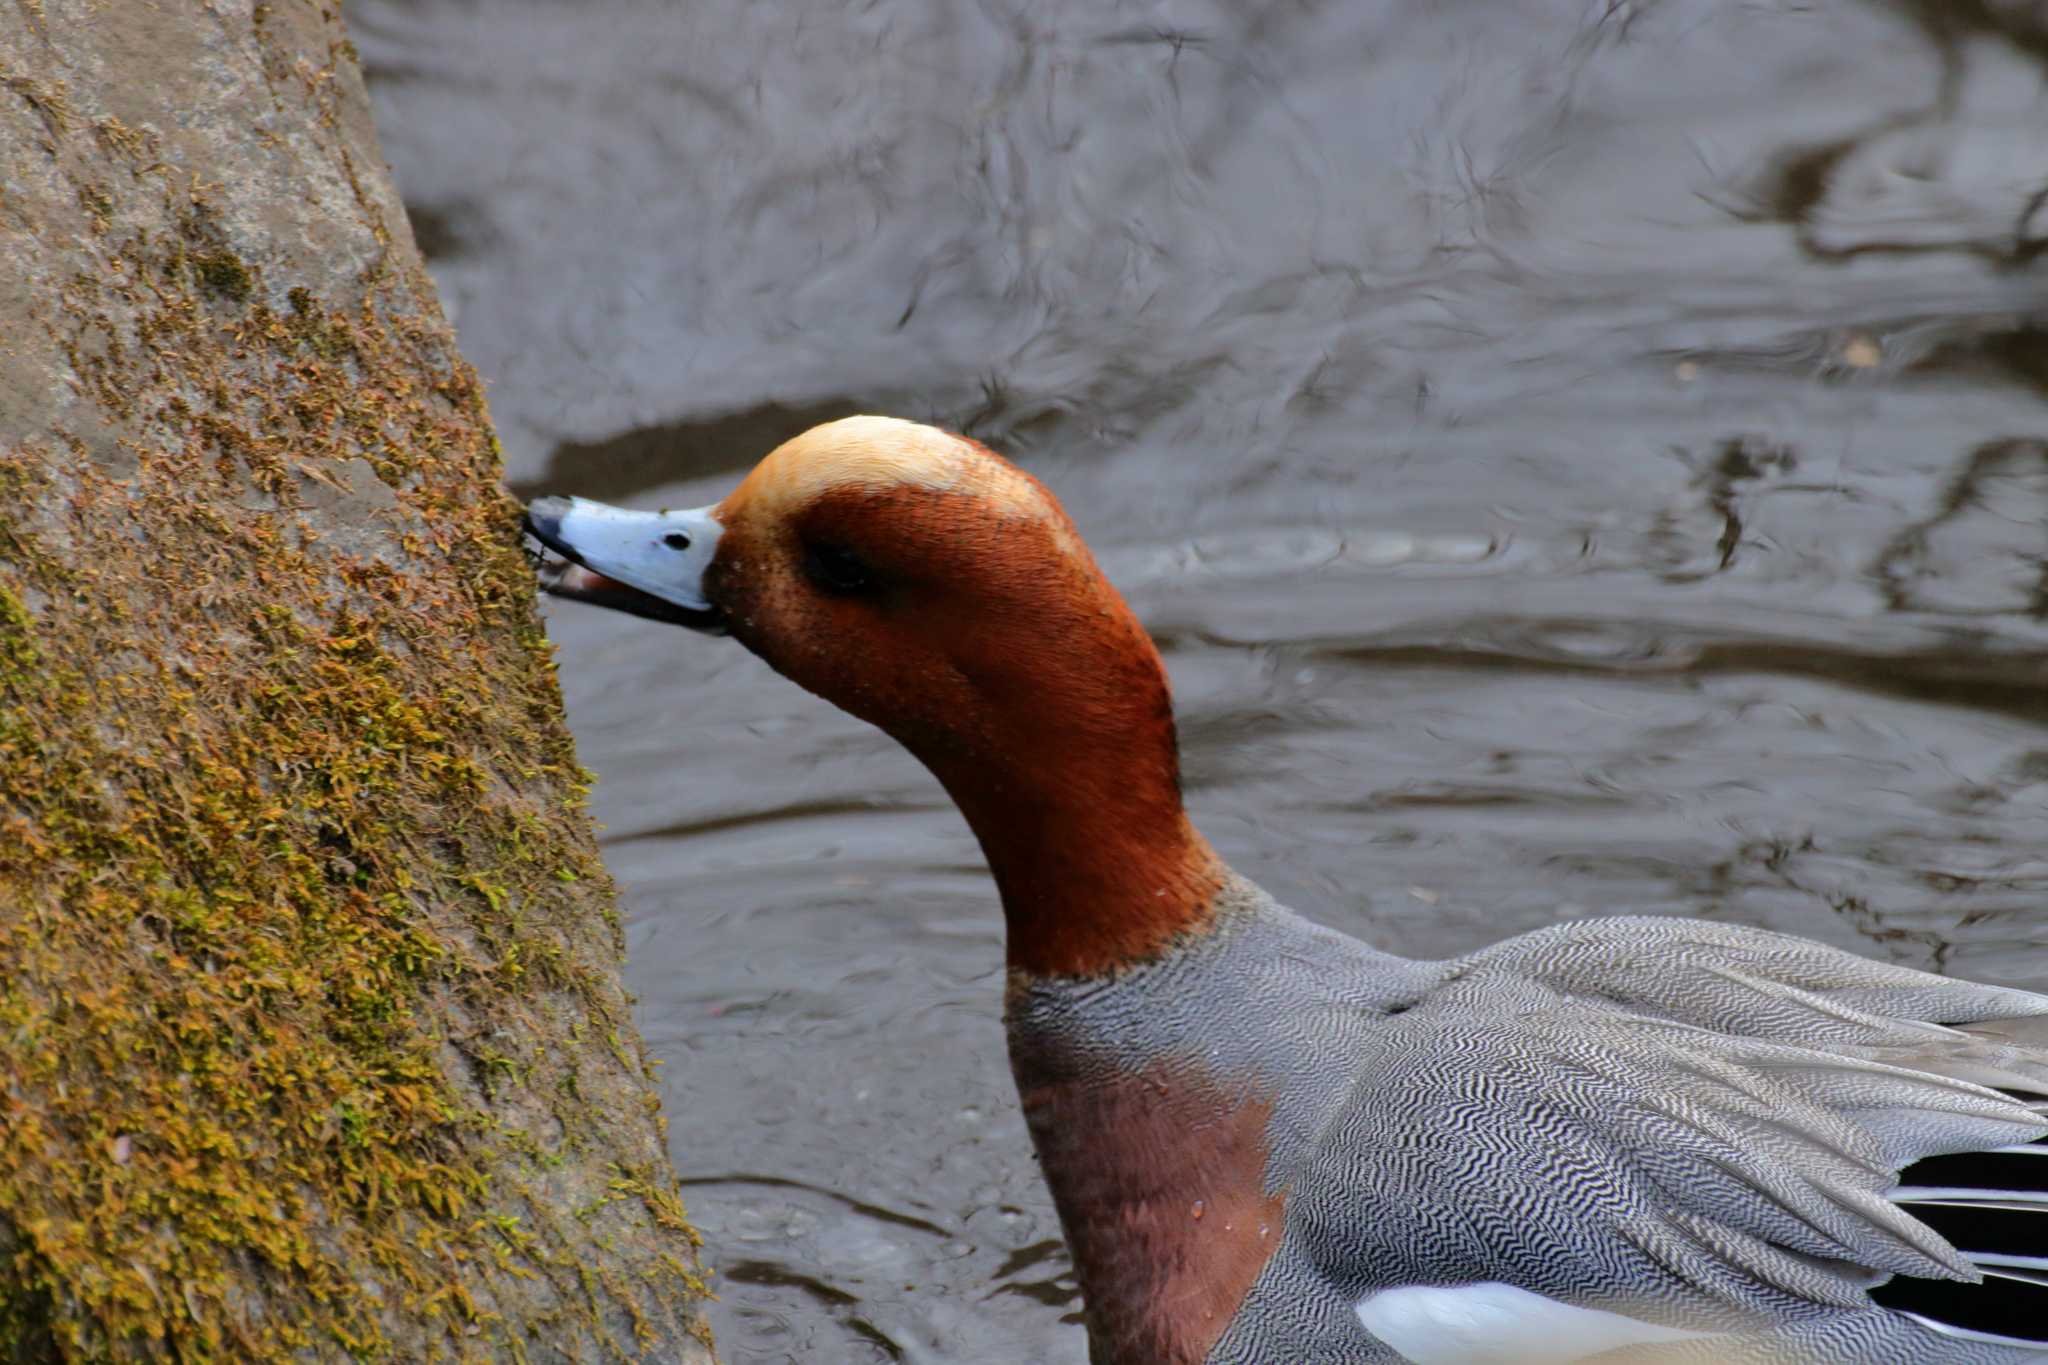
[{"left": 0, "top": 2, "right": 711, "bottom": 1360}]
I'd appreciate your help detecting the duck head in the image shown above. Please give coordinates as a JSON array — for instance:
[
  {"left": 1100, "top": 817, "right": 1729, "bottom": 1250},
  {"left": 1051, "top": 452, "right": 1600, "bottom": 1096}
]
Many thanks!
[{"left": 526, "top": 415, "right": 1226, "bottom": 977}]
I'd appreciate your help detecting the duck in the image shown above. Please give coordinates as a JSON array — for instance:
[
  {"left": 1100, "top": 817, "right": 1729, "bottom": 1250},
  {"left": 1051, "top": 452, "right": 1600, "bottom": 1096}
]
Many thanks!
[{"left": 525, "top": 415, "right": 2048, "bottom": 1364}]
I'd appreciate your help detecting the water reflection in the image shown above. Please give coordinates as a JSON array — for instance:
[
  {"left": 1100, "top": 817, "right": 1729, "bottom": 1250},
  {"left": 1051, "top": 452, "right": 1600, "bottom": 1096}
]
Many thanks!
[{"left": 355, "top": 0, "right": 2048, "bottom": 1357}]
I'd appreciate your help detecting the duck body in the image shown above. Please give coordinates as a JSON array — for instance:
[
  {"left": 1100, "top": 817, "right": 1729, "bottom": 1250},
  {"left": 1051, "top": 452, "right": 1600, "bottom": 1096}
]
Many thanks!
[
  {"left": 525, "top": 416, "right": 2048, "bottom": 1363},
  {"left": 1011, "top": 881, "right": 2048, "bottom": 1364}
]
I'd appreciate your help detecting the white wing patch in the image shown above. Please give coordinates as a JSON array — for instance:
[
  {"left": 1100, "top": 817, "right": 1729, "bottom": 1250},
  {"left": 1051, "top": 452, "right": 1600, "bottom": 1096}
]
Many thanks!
[{"left": 1354, "top": 1282, "right": 1712, "bottom": 1364}]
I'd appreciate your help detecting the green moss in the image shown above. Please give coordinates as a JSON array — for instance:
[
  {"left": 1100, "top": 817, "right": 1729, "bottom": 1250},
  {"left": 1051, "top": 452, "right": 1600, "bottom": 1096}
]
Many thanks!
[
  {"left": 1, "top": 72, "right": 69, "bottom": 135},
  {"left": 76, "top": 184, "right": 112, "bottom": 236},
  {"left": 191, "top": 248, "right": 253, "bottom": 302},
  {"left": 0, "top": 583, "right": 36, "bottom": 675},
  {"left": 1, "top": 161, "right": 704, "bottom": 1358}
]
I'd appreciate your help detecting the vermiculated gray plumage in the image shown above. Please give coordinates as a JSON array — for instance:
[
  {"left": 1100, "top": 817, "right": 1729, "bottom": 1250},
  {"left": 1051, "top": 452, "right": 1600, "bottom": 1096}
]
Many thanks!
[{"left": 1006, "top": 881, "right": 2048, "bottom": 1363}]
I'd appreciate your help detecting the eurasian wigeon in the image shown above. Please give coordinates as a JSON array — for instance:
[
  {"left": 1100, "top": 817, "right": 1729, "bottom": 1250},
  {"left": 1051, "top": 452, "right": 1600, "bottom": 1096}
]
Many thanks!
[{"left": 527, "top": 415, "right": 2048, "bottom": 1364}]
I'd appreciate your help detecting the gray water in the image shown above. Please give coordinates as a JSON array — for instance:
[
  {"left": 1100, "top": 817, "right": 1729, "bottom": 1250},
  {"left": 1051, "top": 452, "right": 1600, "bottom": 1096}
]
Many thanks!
[{"left": 353, "top": 1, "right": 2048, "bottom": 1358}]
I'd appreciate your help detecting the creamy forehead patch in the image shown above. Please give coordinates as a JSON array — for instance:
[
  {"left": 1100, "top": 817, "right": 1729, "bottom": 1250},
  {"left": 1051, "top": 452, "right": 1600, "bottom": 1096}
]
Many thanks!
[{"left": 722, "top": 415, "right": 1054, "bottom": 523}]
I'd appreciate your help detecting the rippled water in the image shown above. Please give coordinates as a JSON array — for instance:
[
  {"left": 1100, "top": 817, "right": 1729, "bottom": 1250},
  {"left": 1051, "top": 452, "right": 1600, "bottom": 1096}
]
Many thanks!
[{"left": 354, "top": 1, "right": 2048, "bottom": 1358}]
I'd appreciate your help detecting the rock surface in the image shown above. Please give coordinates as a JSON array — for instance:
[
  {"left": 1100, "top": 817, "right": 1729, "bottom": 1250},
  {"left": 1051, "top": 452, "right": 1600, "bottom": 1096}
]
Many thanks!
[{"left": 0, "top": 2, "right": 713, "bottom": 1359}]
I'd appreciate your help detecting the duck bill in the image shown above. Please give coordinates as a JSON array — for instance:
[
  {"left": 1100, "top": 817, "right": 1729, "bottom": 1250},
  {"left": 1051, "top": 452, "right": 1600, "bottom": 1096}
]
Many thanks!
[{"left": 523, "top": 494, "right": 728, "bottom": 633}]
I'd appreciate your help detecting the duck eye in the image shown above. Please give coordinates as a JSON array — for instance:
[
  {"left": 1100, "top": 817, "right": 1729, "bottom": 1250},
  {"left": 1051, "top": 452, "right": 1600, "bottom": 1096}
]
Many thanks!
[{"left": 802, "top": 542, "right": 874, "bottom": 596}]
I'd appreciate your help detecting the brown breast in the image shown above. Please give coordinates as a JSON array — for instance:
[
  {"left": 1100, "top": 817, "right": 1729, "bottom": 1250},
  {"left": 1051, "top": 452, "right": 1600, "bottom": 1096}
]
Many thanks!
[{"left": 1014, "top": 1056, "right": 1287, "bottom": 1365}]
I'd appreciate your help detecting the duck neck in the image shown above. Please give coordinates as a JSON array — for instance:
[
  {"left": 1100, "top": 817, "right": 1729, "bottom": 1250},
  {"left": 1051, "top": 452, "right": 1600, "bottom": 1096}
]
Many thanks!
[{"left": 922, "top": 729, "right": 1227, "bottom": 979}]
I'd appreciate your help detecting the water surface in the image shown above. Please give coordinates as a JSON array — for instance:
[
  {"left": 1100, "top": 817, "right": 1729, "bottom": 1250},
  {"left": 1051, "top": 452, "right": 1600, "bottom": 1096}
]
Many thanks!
[{"left": 355, "top": 1, "right": 2048, "bottom": 1358}]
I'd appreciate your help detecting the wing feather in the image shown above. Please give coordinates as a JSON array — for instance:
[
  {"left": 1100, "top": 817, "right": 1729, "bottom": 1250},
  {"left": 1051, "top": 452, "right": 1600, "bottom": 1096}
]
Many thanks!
[{"left": 1297, "top": 917, "right": 2048, "bottom": 1355}]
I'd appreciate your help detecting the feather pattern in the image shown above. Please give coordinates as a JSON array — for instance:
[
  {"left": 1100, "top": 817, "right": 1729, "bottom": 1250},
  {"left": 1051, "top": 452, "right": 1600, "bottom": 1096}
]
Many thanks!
[{"left": 1012, "top": 890, "right": 2048, "bottom": 1363}]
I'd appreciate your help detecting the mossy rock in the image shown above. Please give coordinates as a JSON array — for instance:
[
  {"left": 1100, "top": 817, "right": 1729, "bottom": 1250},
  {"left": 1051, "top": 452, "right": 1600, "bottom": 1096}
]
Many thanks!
[{"left": 0, "top": 3, "right": 712, "bottom": 1360}]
